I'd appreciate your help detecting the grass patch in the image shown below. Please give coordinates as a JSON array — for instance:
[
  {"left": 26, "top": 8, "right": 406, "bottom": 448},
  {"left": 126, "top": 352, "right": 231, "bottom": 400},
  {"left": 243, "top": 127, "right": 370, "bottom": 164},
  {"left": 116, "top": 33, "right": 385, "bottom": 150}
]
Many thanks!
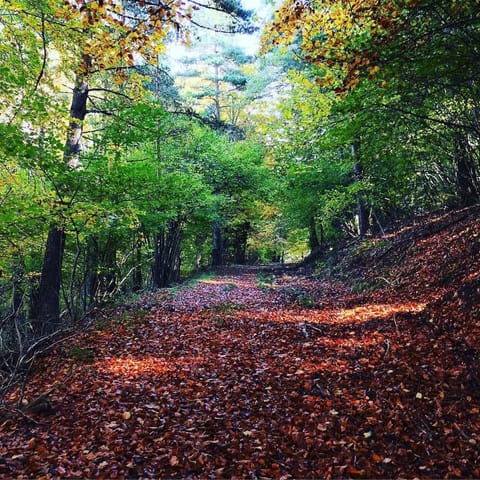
[
  {"left": 68, "top": 347, "right": 96, "bottom": 363},
  {"left": 282, "top": 286, "right": 315, "bottom": 308},
  {"left": 166, "top": 271, "right": 216, "bottom": 299},
  {"left": 256, "top": 271, "right": 275, "bottom": 290},
  {"left": 95, "top": 308, "right": 149, "bottom": 332},
  {"left": 208, "top": 301, "right": 242, "bottom": 328},
  {"left": 351, "top": 277, "right": 390, "bottom": 294}
]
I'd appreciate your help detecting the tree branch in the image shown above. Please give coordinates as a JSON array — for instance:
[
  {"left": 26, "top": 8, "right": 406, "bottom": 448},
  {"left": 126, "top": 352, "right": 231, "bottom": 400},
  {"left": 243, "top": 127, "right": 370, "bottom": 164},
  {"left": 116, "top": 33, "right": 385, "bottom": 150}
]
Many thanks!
[{"left": 89, "top": 88, "right": 134, "bottom": 101}]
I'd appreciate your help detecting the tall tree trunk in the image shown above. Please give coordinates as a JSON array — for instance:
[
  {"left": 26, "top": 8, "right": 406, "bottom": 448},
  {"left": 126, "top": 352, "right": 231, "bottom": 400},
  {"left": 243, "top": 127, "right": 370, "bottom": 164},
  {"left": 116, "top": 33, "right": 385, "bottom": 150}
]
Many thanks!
[
  {"left": 33, "top": 226, "right": 66, "bottom": 336},
  {"left": 211, "top": 220, "right": 224, "bottom": 266},
  {"left": 34, "top": 77, "right": 89, "bottom": 334},
  {"left": 352, "top": 141, "right": 369, "bottom": 237}
]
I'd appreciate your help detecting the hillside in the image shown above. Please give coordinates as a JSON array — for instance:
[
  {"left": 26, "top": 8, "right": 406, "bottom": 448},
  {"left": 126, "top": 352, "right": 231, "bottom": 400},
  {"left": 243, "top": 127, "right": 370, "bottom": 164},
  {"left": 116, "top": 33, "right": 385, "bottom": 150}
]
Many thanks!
[{"left": 0, "top": 206, "right": 479, "bottom": 479}]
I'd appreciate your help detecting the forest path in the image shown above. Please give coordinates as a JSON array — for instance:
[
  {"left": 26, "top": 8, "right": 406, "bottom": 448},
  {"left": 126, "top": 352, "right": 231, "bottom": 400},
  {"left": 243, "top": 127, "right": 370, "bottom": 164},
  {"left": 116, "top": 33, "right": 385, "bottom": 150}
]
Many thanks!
[{"left": 1, "top": 267, "right": 479, "bottom": 478}]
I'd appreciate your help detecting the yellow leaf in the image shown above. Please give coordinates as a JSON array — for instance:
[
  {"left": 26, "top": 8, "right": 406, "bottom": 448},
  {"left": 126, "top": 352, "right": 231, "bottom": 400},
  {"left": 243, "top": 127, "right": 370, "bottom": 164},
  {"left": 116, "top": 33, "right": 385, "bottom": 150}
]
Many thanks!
[{"left": 122, "top": 411, "right": 131, "bottom": 420}]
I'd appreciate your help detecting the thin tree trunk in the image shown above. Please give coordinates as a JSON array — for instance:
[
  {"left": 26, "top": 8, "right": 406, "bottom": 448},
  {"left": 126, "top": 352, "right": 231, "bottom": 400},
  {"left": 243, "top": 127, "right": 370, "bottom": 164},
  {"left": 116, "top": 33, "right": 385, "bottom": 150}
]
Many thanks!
[
  {"left": 152, "top": 220, "right": 183, "bottom": 288},
  {"left": 12, "top": 263, "right": 25, "bottom": 321},
  {"left": 86, "top": 236, "right": 99, "bottom": 307},
  {"left": 352, "top": 141, "right": 369, "bottom": 236},
  {"left": 194, "top": 233, "right": 207, "bottom": 272},
  {"left": 308, "top": 217, "right": 320, "bottom": 251},
  {"left": 211, "top": 220, "right": 223, "bottom": 266},
  {"left": 133, "top": 244, "right": 143, "bottom": 292},
  {"left": 103, "top": 246, "right": 117, "bottom": 295}
]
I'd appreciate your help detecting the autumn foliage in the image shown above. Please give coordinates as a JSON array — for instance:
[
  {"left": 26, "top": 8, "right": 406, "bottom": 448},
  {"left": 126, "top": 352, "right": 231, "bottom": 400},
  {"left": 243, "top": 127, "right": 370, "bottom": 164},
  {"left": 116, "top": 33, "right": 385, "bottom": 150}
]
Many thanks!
[
  {"left": 261, "top": 0, "right": 453, "bottom": 92},
  {"left": 1, "top": 206, "right": 479, "bottom": 478}
]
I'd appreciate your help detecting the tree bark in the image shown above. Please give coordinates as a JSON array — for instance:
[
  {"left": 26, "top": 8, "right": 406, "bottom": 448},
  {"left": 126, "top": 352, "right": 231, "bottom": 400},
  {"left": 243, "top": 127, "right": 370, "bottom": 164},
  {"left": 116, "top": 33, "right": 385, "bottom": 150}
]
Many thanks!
[
  {"left": 34, "top": 77, "right": 89, "bottom": 334},
  {"left": 32, "top": 226, "right": 66, "bottom": 336},
  {"left": 152, "top": 220, "right": 183, "bottom": 288}
]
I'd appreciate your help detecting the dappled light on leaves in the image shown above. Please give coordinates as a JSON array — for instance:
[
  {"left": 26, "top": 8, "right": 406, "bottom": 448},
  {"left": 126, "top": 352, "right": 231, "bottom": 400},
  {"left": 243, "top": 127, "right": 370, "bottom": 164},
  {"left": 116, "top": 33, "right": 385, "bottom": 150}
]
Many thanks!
[
  {"left": 323, "top": 302, "right": 427, "bottom": 324},
  {"left": 96, "top": 356, "right": 173, "bottom": 378}
]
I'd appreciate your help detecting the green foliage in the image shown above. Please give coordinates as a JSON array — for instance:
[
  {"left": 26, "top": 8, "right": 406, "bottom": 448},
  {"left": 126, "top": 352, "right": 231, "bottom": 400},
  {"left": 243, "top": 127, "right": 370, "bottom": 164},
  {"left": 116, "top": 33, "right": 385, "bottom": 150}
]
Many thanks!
[
  {"left": 256, "top": 271, "right": 275, "bottom": 290},
  {"left": 256, "top": 0, "right": 480, "bottom": 255}
]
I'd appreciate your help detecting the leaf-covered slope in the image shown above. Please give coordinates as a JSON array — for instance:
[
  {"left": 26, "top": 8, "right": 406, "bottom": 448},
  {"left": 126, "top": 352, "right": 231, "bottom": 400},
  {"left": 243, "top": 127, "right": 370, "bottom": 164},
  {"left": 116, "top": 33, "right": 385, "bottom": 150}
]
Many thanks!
[{"left": 0, "top": 207, "right": 479, "bottom": 478}]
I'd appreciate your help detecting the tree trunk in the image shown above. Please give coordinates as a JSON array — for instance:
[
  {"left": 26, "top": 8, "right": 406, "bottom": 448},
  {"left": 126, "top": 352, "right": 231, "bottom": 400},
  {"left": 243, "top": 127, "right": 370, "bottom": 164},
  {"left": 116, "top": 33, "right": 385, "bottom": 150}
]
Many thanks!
[
  {"left": 32, "top": 226, "right": 66, "bottom": 336},
  {"left": 352, "top": 141, "right": 369, "bottom": 236},
  {"left": 85, "top": 235, "right": 99, "bottom": 308},
  {"left": 152, "top": 220, "right": 183, "bottom": 288},
  {"left": 103, "top": 247, "right": 117, "bottom": 295},
  {"left": 211, "top": 220, "right": 224, "bottom": 266},
  {"left": 133, "top": 244, "right": 143, "bottom": 292},
  {"left": 194, "top": 233, "right": 207, "bottom": 272},
  {"left": 308, "top": 217, "right": 320, "bottom": 251},
  {"left": 34, "top": 77, "right": 89, "bottom": 333}
]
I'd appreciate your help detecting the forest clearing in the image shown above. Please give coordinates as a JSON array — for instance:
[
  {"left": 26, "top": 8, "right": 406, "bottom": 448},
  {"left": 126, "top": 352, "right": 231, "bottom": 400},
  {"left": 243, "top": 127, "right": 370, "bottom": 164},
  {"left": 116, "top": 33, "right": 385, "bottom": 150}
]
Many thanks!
[{"left": 1, "top": 206, "right": 479, "bottom": 478}]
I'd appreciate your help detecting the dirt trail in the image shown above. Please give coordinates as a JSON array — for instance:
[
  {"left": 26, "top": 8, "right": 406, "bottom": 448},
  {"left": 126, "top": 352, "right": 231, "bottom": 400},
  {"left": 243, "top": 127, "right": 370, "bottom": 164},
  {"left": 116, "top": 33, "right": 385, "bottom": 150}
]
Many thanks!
[{"left": 1, "top": 260, "right": 479, "bottom": 478}]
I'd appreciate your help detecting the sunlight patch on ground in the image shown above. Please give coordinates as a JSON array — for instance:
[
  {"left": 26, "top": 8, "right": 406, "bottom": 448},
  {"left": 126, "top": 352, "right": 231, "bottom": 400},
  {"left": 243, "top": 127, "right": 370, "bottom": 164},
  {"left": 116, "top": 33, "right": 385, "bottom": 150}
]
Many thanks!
[
  {"left": 200, "top": 278, "right": 254, "bottom": 288},
  {"left": 328, "top": 302, "right": 427, "bottom": 324},
  {"left": 96, "top": 356, "right": 206, "bottom": 377},
  {"left": 307, "top": 301, "right": 427, "bottom": 325},
  {"left": 318, "top": 334, "right": 385, "bottom": 349},
  {"left": 261, "top": 302, "right": 426, "bottom": 326}
]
